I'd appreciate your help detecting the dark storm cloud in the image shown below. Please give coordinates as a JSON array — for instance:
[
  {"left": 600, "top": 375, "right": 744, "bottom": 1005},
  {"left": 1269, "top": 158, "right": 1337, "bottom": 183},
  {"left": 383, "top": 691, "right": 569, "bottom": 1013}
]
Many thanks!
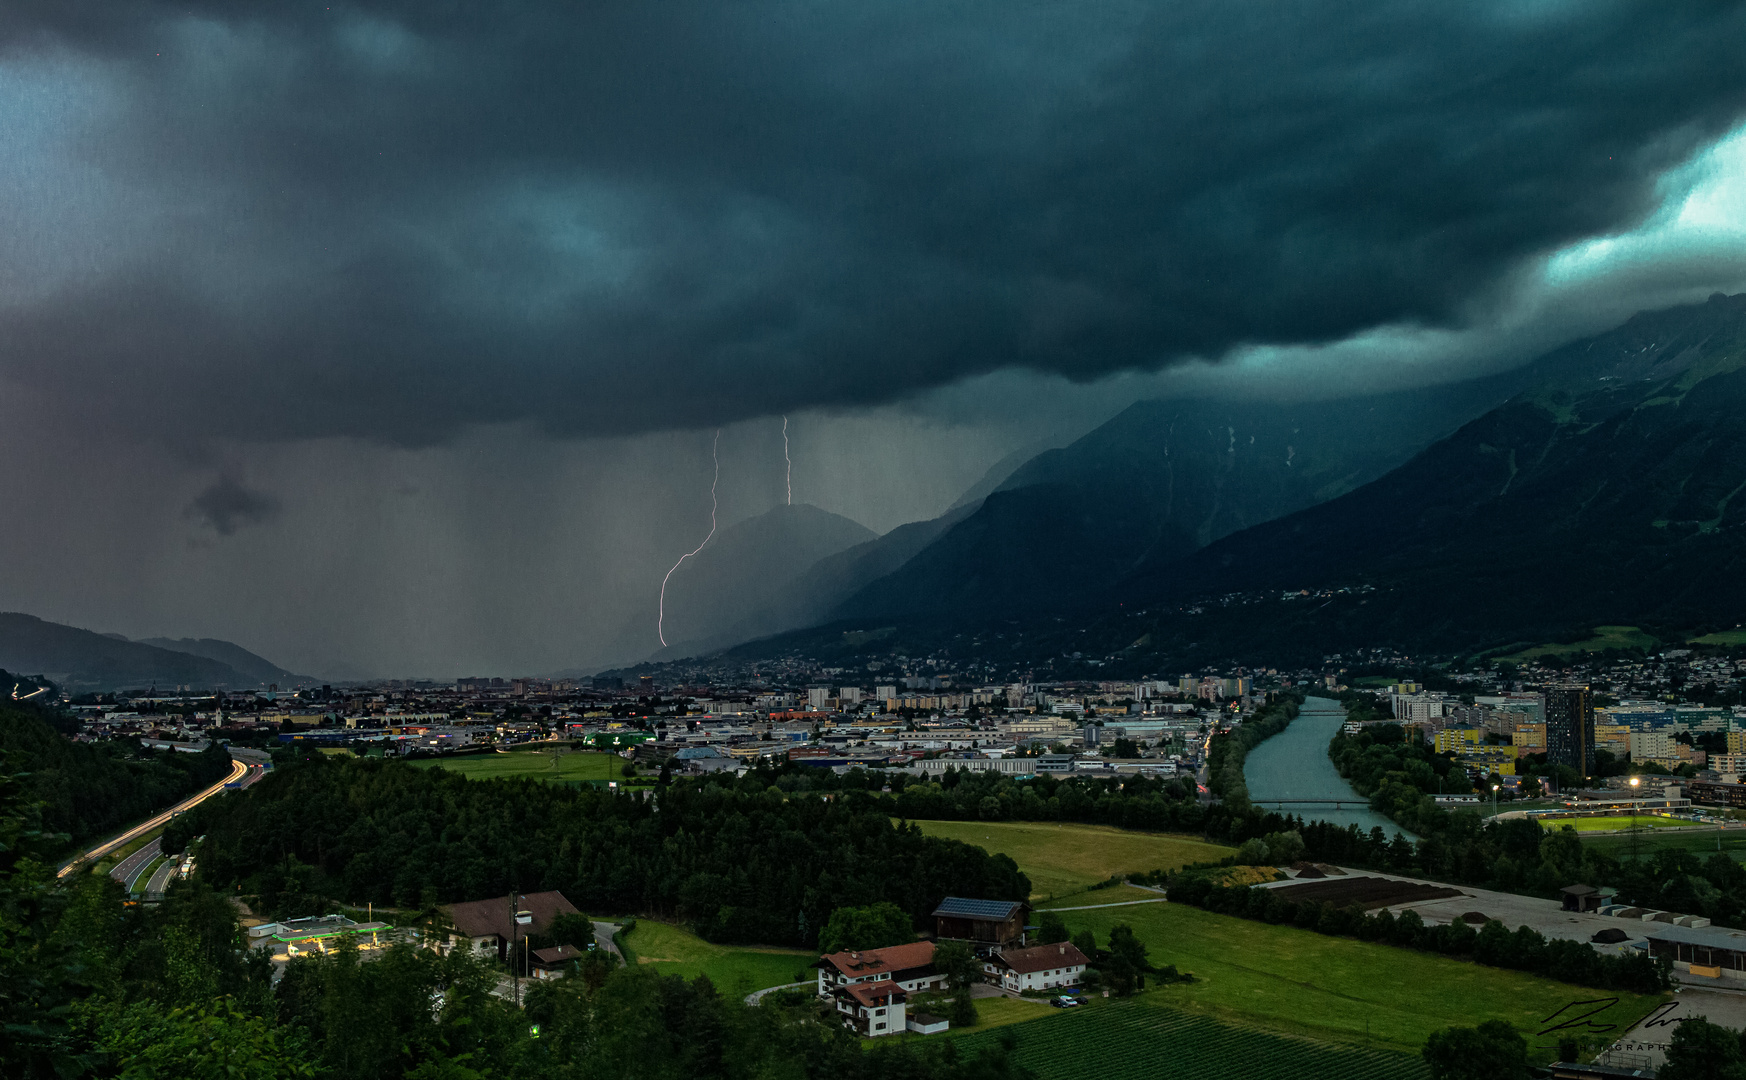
[
  {"left": 184, "top": 476, "right": 281, "bottom": 535},
  {"left": 3, "top": 0, "right": 1746, "bottom": 444}
]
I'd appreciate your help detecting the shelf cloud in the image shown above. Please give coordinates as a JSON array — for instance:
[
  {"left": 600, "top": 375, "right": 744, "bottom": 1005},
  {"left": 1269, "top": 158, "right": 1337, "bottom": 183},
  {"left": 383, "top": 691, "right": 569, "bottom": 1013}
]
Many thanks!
[{"left": 4, "top": 0, "right": 1746, "bottom": 446}]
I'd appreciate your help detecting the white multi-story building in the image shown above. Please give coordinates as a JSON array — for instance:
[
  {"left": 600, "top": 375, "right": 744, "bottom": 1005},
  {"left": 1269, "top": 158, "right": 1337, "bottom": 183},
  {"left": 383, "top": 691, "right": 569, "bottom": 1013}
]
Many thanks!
[
  {"left": 1630, "top": 730, "right": 1677, "bottom": 761},
  {"left": 982, "top": 941, "right": 1091, "bottom": 993},
  {"left": 816, "top": 942, "right": 949, "bottom": 1037}
]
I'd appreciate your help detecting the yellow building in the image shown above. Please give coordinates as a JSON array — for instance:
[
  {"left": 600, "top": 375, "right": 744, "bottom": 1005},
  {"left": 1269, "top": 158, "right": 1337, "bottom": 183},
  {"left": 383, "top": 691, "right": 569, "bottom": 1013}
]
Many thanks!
[
  {"left": 1457, "top": 746, "right": 1518, "bottom": 777},
  {"left": 1510, "top": 723, "right": 1547, "bottom": 750},
  {"left": 1434, "top": 727, "right": 1483, "bottom": 753},
  {"left": 1594, "top": 723, "right": 1630, "bottom": 757},
  {"left": 1728, "top": 730, "right": 1746, "bottom": 754}
]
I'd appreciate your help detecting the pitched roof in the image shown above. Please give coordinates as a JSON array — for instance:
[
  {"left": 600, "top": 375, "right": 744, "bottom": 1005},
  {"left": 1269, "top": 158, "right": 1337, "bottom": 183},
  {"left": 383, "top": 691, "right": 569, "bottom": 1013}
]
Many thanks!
[
  {"left": 444, "top": 891, "right": 579, "bottom": 942},
  {"left": 989, "top": 941, "right": 1090, "bottom": 975},
  {"left": 531, "top": 944, "right": 586, "bottom": 965},
  {"left": 931, "top": 897, "right": 1026, "bottom": 920},
  {"left": 840, "top": 981, "right": 905, "bottom": 1007},
  {"left": 818, "top": 940, "right": 935, "bottom": 978}
]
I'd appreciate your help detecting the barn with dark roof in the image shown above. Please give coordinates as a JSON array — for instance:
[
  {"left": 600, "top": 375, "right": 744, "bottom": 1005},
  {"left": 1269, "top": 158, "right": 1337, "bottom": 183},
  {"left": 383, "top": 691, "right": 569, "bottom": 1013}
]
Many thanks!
[{"left": 932, "top": 896, "right": 1029, "bottom": 951}]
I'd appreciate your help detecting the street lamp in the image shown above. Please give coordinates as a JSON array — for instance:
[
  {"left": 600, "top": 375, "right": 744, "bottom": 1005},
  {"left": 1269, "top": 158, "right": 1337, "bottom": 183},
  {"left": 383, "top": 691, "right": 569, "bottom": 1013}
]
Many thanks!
[{"left": 1492, "top": 782, "right": 1500, "bottom": 819}]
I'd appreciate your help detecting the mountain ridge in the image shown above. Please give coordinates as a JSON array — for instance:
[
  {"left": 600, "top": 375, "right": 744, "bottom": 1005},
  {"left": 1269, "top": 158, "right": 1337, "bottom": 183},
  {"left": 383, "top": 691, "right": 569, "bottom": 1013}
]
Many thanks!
[
  {"left": 0, "top": 612, "right": 247, "bottom": 690},
  {"left": 694, "top": 292, "right": 1746, "bottom": 671}
]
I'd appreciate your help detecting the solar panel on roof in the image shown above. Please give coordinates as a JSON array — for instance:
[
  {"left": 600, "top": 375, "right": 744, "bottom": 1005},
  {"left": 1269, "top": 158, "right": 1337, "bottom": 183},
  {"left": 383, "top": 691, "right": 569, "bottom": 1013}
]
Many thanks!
[{"left": 932, "top": 897, "right": 1021, "bottom": 918}]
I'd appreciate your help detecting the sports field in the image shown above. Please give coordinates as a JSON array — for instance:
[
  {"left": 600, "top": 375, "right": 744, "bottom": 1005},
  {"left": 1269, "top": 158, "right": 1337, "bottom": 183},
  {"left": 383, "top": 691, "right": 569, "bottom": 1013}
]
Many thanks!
[
  {"left": 908, "top": 820, "right": 1233, "bottom": 901},
  {"left": 619, "top": 920, "right": 816, "bottom": 998},
  {"left": 948, "top": 997, "right": 1429, "bottom": 1080},
  {"left": 1536, "top": 815, "right": 1688, "bottom": 833},
  {"left": 410, "top": 749, "right": 622, "bottom": 783},
  {"left": 1052, "top": 901, "right": 1665, "bottom": 1061}
]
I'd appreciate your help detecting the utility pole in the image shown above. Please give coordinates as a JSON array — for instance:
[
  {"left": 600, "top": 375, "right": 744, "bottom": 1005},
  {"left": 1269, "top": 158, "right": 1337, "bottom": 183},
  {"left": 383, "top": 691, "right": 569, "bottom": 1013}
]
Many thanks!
[{"left": 509, "top": 891, "right": 524, "bottom": 1007}]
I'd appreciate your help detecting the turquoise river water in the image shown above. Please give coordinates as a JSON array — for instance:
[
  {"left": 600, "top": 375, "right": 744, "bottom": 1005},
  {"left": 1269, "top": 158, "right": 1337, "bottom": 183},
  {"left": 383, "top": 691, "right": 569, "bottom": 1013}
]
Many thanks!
[{"left": 1241, "top": 695, "right": 1410, "bottom": 835}]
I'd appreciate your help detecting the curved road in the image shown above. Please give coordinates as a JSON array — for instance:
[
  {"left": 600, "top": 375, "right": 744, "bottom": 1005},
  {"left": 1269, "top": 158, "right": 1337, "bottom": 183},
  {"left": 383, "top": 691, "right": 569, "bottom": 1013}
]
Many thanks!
[
  {"left": 144, "top": 853, "right": 183, "bottom": 898},
  {"left": 56, "top": 756, "right": 255, "bottom": 880},
  {"left": 111, "top": 837, "right": 163, "bottom": 892}
]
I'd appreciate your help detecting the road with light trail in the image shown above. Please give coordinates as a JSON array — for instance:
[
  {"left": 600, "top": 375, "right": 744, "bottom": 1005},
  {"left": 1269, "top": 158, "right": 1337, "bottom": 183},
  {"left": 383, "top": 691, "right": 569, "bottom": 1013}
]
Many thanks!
[
  {"left": 111, "top": 837, "right": 163, "bottom": 892},
  {"left": 56, "top": 756, "right": 252, "bottom": 879}
]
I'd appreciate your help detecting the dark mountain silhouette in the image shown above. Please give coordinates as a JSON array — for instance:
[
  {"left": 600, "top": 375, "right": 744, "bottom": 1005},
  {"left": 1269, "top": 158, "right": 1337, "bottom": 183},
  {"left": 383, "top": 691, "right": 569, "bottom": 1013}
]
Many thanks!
[
  {"left": 830, "top": 376, "right": 1527, "bottom": 622},
  {"left": 703, "top": 292, "right": 1746, "bottom": 671},
  {"left": 1106, "top": 291, "right": 1746, "bottom": 657},
  {"left": 0, "top": 612, "right": 249, "bottom": 690},
  {"left": 136, "top": 637, "right": 305, "bottom": 685}
]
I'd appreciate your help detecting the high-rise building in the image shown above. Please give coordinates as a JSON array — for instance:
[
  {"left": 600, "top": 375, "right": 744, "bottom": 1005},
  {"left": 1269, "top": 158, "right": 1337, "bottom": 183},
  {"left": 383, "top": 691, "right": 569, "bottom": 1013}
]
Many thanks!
[{"left": 1544, "top": 685, "right": 1595, "bottom": 775}]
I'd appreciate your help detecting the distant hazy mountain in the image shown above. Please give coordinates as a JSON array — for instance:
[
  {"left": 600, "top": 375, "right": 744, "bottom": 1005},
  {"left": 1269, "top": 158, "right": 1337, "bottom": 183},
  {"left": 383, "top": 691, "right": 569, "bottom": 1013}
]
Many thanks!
[
  {"left": 1112, "top": 291, "right": 1746, "bottom": 656},
  {"left": 945, "top": 436, "right": 1072, "bottom": 513},
  {"left": 137, "top": 637, "right": 305, "bottom": 685},
  {"left": 677, "top": 500, "right": 985, "bottom": 656},
  {"left": 652, "top": 503, "right": 877, "bottom": 656},
  {"left": 829, "top": 375, "right": 1527, "bottom": 622},
  {"left": 0, "top": 612, "right": 246, "bottom": 690}
]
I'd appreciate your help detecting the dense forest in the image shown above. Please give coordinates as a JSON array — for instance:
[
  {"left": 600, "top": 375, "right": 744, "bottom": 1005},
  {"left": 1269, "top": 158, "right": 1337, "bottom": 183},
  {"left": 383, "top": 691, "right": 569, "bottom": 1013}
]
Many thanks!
[
  {"left": 0, "top": 766, "right": 1035, "bottom": 1080},
  {"left": 0, "top": 690, "right": 232, "bottom": 850},
  {"left": 166, "top": 755, "right": 1030, "bottom": 944}
]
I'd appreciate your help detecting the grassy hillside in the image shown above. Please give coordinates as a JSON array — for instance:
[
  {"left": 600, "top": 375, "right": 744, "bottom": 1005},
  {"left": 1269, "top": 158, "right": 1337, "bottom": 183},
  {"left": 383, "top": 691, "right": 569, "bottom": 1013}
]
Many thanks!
[
  {"left": 948, "top": 998, "right": 1429, "bottom": 1080},
  {"left": 1500, "top": 625, "right": 1661, "bottom": 661},
  {"left": 908, "top": 820, "right": 1231, "bottom": 901},
  {"left": 620, "top": 920, "right": 815, "bottom": 997},
  {"left": 1053, "top": 902, "right": 1664, "bottom": 1061}
]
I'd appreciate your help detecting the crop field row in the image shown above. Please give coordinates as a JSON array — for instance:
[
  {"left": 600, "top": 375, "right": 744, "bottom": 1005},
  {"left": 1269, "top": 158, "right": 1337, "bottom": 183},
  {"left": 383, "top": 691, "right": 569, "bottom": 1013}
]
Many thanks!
[{"left": 946, "top": 999, "right": 1429, "bottom": 1080}]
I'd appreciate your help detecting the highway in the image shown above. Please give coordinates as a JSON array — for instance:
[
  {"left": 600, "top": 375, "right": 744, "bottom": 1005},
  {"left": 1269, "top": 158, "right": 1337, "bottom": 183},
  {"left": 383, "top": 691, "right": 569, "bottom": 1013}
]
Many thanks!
[
  {"left": 56, "top": 755, "right": 258, "bottom": 880},
  {"left": 110, "top": 837, "right": 163, "bottom": 892},
  {"left": 144, "top": 853, "right": 184, "bottom": 898}
]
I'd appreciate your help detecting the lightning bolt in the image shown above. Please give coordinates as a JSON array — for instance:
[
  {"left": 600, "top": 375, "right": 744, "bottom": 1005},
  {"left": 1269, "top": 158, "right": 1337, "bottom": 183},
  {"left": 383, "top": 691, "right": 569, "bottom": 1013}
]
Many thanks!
[
  {"left": 782, "top": 416, "right": 792, "bottom": 505},
  {"left": 658, "top": 429, "right": 721, "bottom": 647}
]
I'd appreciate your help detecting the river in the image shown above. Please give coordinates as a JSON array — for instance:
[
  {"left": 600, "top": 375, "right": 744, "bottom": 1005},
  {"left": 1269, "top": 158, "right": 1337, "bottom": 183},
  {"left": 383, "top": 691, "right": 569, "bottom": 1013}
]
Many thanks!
[{"left": 1242, "top": 695, "right": 1410, "bottom": 836}]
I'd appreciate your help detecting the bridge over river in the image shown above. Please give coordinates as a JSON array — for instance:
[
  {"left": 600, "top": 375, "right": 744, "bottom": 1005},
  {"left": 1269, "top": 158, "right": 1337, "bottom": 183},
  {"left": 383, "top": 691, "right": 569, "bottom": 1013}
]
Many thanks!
[{"left": 1242, "top": 696, "right": 1413, "bottom": 836}]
